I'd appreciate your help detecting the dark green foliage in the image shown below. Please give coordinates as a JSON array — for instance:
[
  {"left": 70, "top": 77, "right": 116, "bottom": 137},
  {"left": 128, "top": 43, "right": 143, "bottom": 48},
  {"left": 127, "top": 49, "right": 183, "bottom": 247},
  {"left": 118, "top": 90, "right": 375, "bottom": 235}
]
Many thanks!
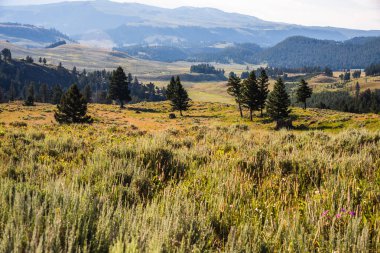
[
  {"left": 46, "top": 40, "right": 66, "bottom": 49},
  {"left": 23, "top": 83, "right": 35, "bottom": 106},
  {"left": 54, "top": 84, "right": 93, "bottom": 124},
  {"left": 108, "top": 66, "right": 131, "bottom": 108},
  {"left": 240, "top": 71, "right": 249, "bottom": 79},
  {"left": 52, "top": 85, "right": 63, "bottom": 105},
  {"left": 257, "top": 69, "right": 270, "bottom": 117},
  {"left": 259, "top": 36, "right": 380, "bottom": 69},
  {"left": 241, "top": 71, "right": 259, "bottom": 121},
  {"left": 324, "top": 67, "right": 333, "bottom": 77},
  {"left": 43, "top": 58, "right": 47, "bottom": 65},
  {"left": 296, "top": 79, "right": 313, "bottom": 109},
  {"left": 355, "top": 82, "right": 360, "bottom": 99},
  {"left": 39, "top": 83, "right": 49, "bottom": 103},
  {"left": 1, "top": 48, "right": 11, "bottom": 61},
  {"left": 167, "top": 76, "right": 191, "bottom": 116},
  {"left": 9, "top": 81, "right": 16, "bottom": 101},
  {"left": 352, "top": 70, "right": 361, "bottom": 79},
  {"left": 166, "top": 76, "right": 176, "bottom": 100},
  {"left": 25, "top": 56, "right": 34, "bottom": 63},
  {"left": 365, "top": 63, "right": 380, "bottom": 76},
  {"left": 266, "top": 78, "right": 291, "bottom": 121},
  {"left": 190, "top": 64, "right": 225, "bottom": 76},
  {"left": 0, "top": 58, "right": 164, "bottom": 105},
  {"left": 305, "top": 89, "right": 380, "bottom": 114},
  {"left": 82, "top": 84, "right": 92, "bottom": 102},
  {"left": 227, "top": 73, "right": 243, "bottom": 118}
]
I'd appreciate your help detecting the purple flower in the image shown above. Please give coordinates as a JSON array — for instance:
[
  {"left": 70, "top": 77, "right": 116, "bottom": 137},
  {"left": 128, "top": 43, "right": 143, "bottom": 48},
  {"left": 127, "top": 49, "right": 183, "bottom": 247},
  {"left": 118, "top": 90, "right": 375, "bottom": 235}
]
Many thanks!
[
  {"left": 349, "top": 211, "right": 356, "bottom": 217},
  {"left": 341, "top": 208, "right": 347, "bottom": 213},
  {"left": 322, "top": 210, "right": 329, "bottom": 217}
]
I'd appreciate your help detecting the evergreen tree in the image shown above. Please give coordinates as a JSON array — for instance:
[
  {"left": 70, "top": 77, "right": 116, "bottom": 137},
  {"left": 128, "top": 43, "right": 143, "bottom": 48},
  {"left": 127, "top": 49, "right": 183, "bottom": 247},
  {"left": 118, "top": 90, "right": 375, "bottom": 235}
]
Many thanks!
[
  {"left": 296, "top": 79, "right": 313, "bottom": 110},
  {"left": 54, "top": 84, "right": 93, "bottom": 124},
  {"left": 39, "top": 83, "right": 49, "bottom": 103},
  {"left": 324, "top": 67, "right": 333, "bottom": 77},
  {"left": 9, "top": 81, "right": 17, "bottom": 101},
  {"left": 1, "top": 48, "right": 11, "bottom": 62},
  {"left": 24, "top": 83, "right": 35, "bottom": 106},
  {"left": 266, "top": 78, "right": 291, "bottom": 121},
  {"left": 39, "top": 57, "right": 42, "bottom": 63},
  {"left": 355, "top": 82, "right": 361, "bottom": 99},
  {"left": 166, "top": 76, "right": 176, "bottom": 100},
  {"left": 167, "top": 76, "right": 191, "bottom": 116},
  {"left": 227, "top": 73, "right": 244, "bottom": 118},
  {"left": 108, "top": 66, "right": 131, "bottom": 108},
  {"left": 257, "top": 69, "right": 270, "bottom": 117},
  {"left": 83, "top": 84, "right": 92, "bottom": 102},
  {"left": 52, "top": 85, "right": 63, "bottom": 105},
  {"left": 0, "top": 87, "right": 3, "bottom": 103},
  {"left": 241, "top": 71, "right": 259, "bottom": 121},
  {"left": 43, "top": 58, "right": 47, "bottom": 65}
]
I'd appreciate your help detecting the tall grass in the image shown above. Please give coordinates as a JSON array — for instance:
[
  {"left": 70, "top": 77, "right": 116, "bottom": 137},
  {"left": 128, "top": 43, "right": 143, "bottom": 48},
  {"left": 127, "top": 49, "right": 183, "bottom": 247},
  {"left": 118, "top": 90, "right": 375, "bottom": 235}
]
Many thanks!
[{"left": 0, "top": 124, "right": 379, "bottom": 252}]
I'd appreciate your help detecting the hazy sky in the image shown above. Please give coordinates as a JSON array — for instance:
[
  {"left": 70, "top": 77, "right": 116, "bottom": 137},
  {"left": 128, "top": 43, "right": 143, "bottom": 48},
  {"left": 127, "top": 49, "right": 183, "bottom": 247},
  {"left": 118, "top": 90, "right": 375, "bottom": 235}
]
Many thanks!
[{"left": 1, "top": 0, "right": 379, "bottom": 30}]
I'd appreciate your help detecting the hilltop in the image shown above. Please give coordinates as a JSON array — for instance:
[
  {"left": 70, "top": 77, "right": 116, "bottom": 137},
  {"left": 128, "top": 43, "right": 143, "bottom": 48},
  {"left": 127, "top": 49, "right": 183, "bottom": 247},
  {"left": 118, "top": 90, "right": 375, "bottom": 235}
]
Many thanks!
[{"left": 0, "top": 23, "right": 72, "bottom": 47}]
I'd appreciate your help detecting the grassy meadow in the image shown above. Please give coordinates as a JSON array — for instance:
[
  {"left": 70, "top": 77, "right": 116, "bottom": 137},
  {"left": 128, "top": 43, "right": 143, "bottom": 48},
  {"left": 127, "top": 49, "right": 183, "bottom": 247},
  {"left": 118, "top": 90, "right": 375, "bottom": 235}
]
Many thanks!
[{"left": 0, "top": 102, "right": 380, "bottom": 252}]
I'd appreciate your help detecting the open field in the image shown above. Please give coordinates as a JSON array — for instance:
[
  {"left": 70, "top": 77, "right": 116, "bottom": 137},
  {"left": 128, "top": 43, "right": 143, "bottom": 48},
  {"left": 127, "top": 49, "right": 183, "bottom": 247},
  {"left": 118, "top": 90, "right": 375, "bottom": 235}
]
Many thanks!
[
  {"left": 2, "top": 101, "right": 380, "bottom": 132},
  {"left": 0, "top": 101, "right": 380, "bottom": 252},
  {"left": 0, "top": 41, "right": 253, "bottom": 80}
]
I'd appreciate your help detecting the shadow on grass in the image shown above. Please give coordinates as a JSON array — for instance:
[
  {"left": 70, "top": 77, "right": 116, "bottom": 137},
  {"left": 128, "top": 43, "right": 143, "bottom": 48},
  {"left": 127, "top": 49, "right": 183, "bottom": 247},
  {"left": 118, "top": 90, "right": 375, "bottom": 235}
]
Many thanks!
[
  {"left": 127, "top": 107, "right": 161, "bottom": 113},
  {"left": 184, "top": 115, "right": 221, "bottom": 119}
]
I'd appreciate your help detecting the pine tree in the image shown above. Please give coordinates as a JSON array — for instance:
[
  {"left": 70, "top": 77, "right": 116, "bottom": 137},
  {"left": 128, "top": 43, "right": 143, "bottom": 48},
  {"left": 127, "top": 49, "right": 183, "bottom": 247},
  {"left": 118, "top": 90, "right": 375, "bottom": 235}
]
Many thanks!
[
  {"left": 39, "top": 83, "right": 49, "bottom": 103},
  {"left": 242, "top": 71, "right": 259, "bottom": 121},
  {"left": 54, "top": 84, "right": 93, "bottom": 124},
  {"left": 52, "top": 85, "right": 63, "bottom": 105},
  {"left": 355, "top": 82, "right": 360, "bottom": 99},
  {"left": 166, "top": 76, "right": 176, "bottom": 100},
  {"left": 257, "top": 69, "right": 270, "bottom": 117},
  {"left": 83, "top": 84, "right": 92, "bottom": 102},
  {"left": 1, "top": 48, "right": 11, "bottom": 62},
  {"left": 9, "top": 81, "right": 17, "bottom": 101},
  {"left": 24, "top": 83, "right": 35, "bottom": 106},
  {"left": 167, "top": 76, "right": 191, "bottom": 116},
  {"left": 39, "top": 57, "right": 42, "bottom": 63},
  {"left": 266, "top": 78, "right": 291, "bottom": 121},
  {"left": 43, "top": 58, "right": 47, "bottom": 65},
  {"left": 227, "top": 73, "right": 244, "bottom": 118},
  {"left": 109, "top": 67, "right": 131, "bottom": 108},
  {"left": 296, "top": 79, "right": 313, "bottom": 110}
]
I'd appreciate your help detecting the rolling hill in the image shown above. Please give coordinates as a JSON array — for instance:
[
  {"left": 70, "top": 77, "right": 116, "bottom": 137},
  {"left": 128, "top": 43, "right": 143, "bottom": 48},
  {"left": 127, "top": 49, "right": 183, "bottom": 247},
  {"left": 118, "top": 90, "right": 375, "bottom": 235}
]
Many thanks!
[
  {"left": 1, "top": 0, "right": 379, "bottom": 47},
  {"left": 258, "top": 36, "right": 380, "bottom": 69},
  {"left": 0, "top": 23, "right": 72, "bottom": 48}
]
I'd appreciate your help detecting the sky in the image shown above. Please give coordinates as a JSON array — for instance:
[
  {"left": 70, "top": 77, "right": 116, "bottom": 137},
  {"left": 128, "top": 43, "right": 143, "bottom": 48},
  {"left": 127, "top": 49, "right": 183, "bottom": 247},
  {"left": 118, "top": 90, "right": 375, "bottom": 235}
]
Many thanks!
[{"left": 1, "top": 0, "right": 379, "bottom": 30}]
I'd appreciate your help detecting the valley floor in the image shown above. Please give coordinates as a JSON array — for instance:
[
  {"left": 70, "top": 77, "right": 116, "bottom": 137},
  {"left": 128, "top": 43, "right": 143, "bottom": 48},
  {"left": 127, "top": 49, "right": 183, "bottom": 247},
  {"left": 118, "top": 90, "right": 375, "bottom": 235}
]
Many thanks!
[{"left": 0, "top": 101, "right": 380, "bottom": 252}]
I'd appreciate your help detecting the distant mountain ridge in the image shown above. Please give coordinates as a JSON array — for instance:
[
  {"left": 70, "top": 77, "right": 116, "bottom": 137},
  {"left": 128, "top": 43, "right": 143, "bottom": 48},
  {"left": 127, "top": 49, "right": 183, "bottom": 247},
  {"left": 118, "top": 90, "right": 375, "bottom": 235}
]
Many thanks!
[
  {"left": 118, "top": 36, "right": 380, "bottom": 69},
  {"left": 0, "top": 0, "right": 379, "bottom": 47}
]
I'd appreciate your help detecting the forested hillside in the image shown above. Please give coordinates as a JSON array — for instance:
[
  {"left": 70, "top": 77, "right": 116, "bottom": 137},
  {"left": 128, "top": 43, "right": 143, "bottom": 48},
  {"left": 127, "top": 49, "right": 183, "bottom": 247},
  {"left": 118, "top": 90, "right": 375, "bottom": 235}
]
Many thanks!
[
  {"left": 259, "top": 36, "right": 380, "bottom": 68},
  {"left": 118, "top": 36, "right": 380, "bottom": 68},
  {"left": 0, "top": 51, "right": 165, "bottom": 103}
]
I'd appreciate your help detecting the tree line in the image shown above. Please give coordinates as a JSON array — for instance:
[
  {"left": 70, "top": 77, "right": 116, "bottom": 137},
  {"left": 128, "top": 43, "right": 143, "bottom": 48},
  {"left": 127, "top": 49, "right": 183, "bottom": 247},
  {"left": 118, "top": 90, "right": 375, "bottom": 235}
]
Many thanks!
[
  {"left": 53, "top": 67, "right": 191, "bottom": 124},
  {"left": 190, "top": 64, "right": 225, "bottom": 76},
  {"left": 227, "top": 69, "right": 313, "bottom": 128},
  {"left": 0, "top": 48, "right": 166, "bottom": 104}
]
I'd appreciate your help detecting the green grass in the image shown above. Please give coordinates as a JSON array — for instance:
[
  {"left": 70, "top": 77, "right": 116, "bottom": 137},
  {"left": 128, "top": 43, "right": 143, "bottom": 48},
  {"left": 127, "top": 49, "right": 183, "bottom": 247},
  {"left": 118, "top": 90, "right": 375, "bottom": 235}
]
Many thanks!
[{"left": 0, "top": 102, "right": 380, "bottom": 252}]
